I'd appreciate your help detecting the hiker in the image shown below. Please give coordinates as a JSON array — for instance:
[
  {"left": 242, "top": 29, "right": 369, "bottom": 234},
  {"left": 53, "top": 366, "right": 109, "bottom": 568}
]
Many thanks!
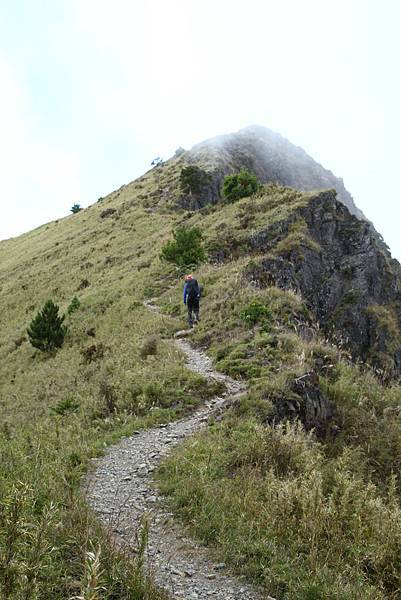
[{"left": 183, "top": 274, "right": 201, "bottom": 327}]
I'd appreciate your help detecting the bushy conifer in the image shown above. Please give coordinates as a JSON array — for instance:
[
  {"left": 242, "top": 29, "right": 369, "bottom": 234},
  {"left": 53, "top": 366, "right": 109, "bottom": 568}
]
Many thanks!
[
  {"left": 160, "top": 226, "right": 206, "bottom": 269},
  {"left": 180, "top": 166, "right": 211, "bottom": 195},
  {"left": 27, "top": 300, "right": 67, "bottom": 352},
  {"left": 222, "top": 169, "right": 260, "bottom": 202}
]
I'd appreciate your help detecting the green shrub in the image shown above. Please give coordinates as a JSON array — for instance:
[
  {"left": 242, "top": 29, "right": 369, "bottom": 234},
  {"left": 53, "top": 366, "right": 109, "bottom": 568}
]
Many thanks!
[
  {"left": 160, "top": 226, "right": 206, "bottom": 269},
  {"left": 222, "top": 169, "right": 260, "bottom": 203},
  {"left": 27, "top": 300, "right": 67, "bottom": 352},
  {"left": 240, "top": 300, "right": 273, "bottom": 327},
  {"left": 67, "top": 296, "right": 80, "bottom": 315},
  {"left": 50, "top": 396, "right": 80, "bottom": 416},
  {"left": 70, "top": 204, "right": 82, "bottom": 214},
  {"left": 180, "top": 166, "right": 211, "bottom": 195}
]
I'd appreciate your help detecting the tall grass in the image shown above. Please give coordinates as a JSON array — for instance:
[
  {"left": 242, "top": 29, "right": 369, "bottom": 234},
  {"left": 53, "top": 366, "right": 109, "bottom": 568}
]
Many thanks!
[
  {"left": 0, "top": 434, "right": 169, "bottom": 599},
  {"left": 157, "top": 418, "right": 401, "bottom": 599},
  {"left": 156, "top": 261, "right": 401, "bottom": 599}
]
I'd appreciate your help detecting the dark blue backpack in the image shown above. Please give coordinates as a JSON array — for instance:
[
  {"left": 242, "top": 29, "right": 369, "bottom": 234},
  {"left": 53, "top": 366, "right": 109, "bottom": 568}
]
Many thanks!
[{"left": 186, "top": 279, "right": 199, "bottom": 301}]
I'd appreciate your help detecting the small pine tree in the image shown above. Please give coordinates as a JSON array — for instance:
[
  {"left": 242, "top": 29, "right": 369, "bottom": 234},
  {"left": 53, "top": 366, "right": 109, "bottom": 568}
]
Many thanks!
[
  {"left": 160, "top": 226, "right": 206, "bottom": 269},
  {"left": 27, "top": 300, "right": 67, "bottom": 352},
  {"left": 67, "top": 296, "right": 80, "bottom": 315},
  {"left": 70, "top": 204, "right": 82, "bottom": 214},
  {"left": 222, "top": 169, "right": 260, "bottom": 202}
]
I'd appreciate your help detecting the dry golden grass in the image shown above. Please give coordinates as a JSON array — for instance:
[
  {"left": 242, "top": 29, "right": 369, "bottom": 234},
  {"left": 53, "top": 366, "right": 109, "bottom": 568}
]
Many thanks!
[{"left": 0, "top": 162, "right": 213, "bottom": 598}]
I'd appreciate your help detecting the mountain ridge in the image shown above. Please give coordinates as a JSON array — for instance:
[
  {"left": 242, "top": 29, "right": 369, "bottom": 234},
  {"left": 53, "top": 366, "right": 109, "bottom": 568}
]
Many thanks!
[{"left": 1, "top": 127, "right": 401, "bottom": 598}]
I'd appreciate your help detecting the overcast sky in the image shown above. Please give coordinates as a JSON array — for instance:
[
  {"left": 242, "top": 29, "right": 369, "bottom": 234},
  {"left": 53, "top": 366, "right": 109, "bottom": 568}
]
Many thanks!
[{"left": 1, "top": 0, "right": 400, "bottom": 260}]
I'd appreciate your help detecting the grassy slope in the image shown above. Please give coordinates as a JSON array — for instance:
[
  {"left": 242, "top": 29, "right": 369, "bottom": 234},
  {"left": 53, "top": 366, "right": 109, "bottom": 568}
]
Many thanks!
[
  {"left": 1, "top": 158, "right": 401, "bottom": 598},
  {"left": 0, "top": 161, "right": 220, "bottom": 599}
]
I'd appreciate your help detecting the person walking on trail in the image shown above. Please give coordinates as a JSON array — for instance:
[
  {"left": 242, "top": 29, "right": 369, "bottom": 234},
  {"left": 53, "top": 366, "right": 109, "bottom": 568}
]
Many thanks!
[{"left": 183, "top": 274, "right": 201, "bottom": 327}]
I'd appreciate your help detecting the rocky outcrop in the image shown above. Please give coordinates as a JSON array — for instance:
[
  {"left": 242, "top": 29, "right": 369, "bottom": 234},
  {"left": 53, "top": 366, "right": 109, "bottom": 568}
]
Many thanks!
[
  {"left": 271, "top": 371, "right": 335, "bottom": 437},
  {"left": 178, "top": 126, "right": 364, "bottom": 218},
  {"left": 165, "top": 128, "right": 401, "bottom": 376},
  {"left": 245, "top": 190, "right": 401, "bottom": 378}
]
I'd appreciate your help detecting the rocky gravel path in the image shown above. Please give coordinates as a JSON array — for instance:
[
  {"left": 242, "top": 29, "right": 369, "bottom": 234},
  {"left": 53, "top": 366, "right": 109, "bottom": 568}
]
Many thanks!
[{"left": 86, "top": 305, "right": 269, "bottom": 599}]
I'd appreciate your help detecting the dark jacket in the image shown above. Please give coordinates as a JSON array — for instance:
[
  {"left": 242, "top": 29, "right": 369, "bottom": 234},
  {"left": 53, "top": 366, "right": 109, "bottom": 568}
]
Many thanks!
[{"left": 183, "top": 279, "right": 200, "bottom": 305}]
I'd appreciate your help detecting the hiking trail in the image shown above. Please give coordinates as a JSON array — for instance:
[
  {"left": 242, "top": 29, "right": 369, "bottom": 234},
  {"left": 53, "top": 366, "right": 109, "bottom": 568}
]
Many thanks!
[{"left": 86, "top": 300, "right": 271, "bottom": 600}]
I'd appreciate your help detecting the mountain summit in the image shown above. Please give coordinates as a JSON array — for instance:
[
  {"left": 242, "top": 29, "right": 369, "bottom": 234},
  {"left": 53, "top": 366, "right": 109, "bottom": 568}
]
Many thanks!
[{"left": 176, "top": 125, "right": 364, "bottom": 219}]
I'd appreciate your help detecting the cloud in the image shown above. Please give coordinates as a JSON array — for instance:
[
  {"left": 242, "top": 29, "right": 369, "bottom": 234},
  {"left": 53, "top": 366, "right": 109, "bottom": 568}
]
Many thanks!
[
  {"left": 0, "top": 0, "right": 400, "bottom": 259},
  {"left": 0, "top": 54, "right": 82, "bottom": 238}
]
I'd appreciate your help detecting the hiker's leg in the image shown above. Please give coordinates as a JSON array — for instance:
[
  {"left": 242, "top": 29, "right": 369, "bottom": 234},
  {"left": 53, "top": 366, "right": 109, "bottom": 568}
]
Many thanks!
[
  {"left": 187, "top": 302, "right": 193, "bottom": 327},
  {"left": 194, "top": 298, "right": 200, "bottom": 322}
]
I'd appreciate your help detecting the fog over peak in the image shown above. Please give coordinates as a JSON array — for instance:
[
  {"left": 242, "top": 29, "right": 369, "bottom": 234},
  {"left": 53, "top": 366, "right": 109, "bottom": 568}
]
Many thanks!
[{"left": 186, "top": 125, "right": 364, "bottom": 220}]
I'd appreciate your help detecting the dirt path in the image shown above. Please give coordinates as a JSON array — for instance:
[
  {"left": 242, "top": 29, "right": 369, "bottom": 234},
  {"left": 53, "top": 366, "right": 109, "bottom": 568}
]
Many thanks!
[{"left": 86, "top": 304, "right": 269, "bottom": 600}]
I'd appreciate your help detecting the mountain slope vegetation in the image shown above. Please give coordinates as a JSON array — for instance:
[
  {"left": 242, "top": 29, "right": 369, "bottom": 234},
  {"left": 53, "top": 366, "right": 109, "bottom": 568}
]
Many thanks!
[{"left": 1, "top": 127, "right": 401, "bottom": 598}]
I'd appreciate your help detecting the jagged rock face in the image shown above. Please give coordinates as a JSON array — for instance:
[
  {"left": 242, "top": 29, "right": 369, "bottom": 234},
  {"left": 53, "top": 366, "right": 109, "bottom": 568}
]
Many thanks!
[
  {"left": 245, "top": 191, "right": 401, "bottom": 378},
  {"left": 173, "top": 127, "right": 400, "bottom": 376},
  {"left": 180, "top": 125, "right": 364, "bottom": 219}
]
